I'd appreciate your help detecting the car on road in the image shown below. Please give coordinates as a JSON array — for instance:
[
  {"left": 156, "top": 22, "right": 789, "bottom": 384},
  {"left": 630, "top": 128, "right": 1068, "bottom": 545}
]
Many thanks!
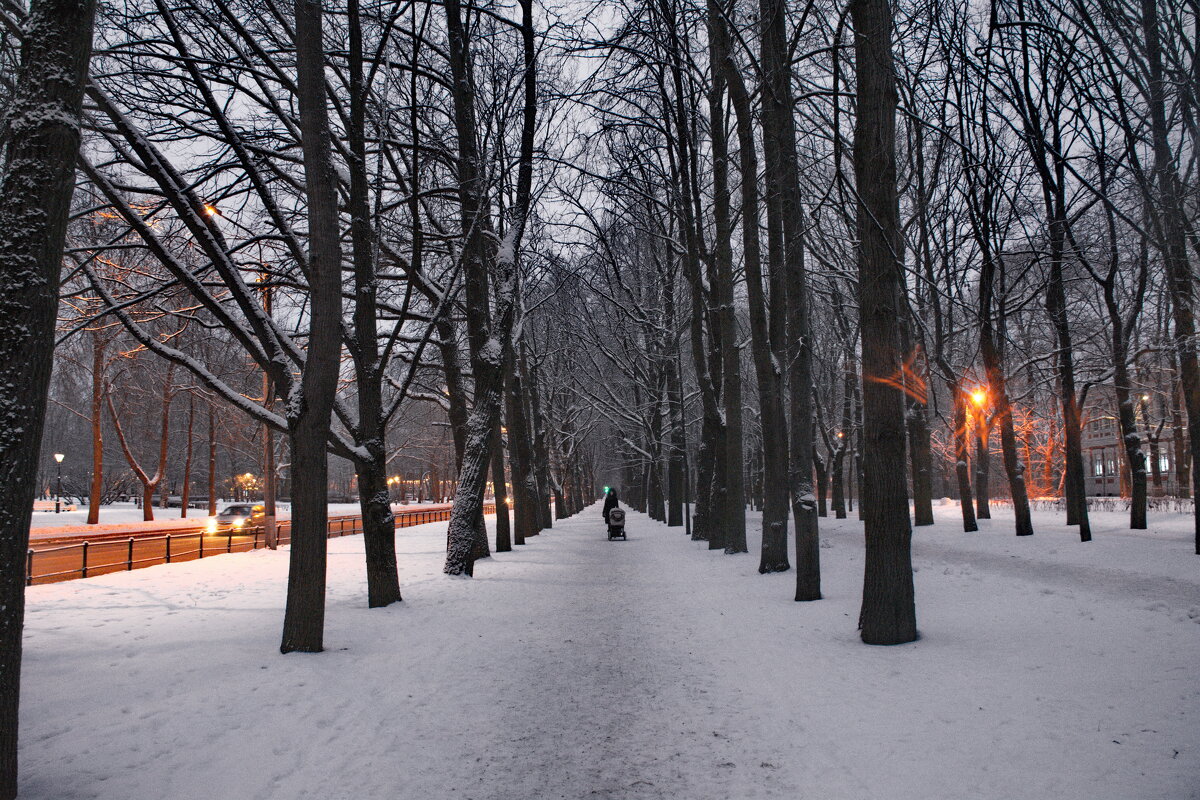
[{"left": 214, "top": 504, "right": 265, "bottom": 530}]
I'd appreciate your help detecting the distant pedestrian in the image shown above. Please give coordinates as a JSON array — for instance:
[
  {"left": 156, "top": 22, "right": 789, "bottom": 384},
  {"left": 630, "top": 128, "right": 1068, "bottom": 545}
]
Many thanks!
[{"left": 602, "top": 488, "right": 619, "bottom": 525}]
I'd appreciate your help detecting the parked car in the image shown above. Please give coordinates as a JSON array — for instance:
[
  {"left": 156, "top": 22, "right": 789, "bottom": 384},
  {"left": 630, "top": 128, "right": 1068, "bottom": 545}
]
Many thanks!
[{"left": 214, "top": 503, "right": 265, "bottom": 529}]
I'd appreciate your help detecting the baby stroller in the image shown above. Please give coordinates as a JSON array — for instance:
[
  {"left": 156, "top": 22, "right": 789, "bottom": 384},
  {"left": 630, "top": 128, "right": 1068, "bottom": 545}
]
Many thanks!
[{"left": 606, "top": 508, "right": 627, "bottom": 540}]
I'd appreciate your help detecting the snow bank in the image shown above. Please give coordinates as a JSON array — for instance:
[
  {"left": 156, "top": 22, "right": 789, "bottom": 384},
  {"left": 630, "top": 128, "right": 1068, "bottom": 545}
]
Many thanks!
[{"left": 19, "top": 504, "right": 1200, "bottom": 799}]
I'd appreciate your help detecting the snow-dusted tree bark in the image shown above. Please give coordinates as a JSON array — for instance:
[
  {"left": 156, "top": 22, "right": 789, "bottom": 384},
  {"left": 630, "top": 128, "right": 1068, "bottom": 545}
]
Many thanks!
[
  {"left": 755, "top": 0, "right": 820, "bottom": 591},
  {"left": 280, "top": 0, "right": 344, "bottom": 653},
  {"left": 978, "top": 258, "right": 1035, "bottom": 538},
  {"left": 851, "top": 0, "right": 917, "bottom": 645},
  {"left": 756, "top": 0, "right": 801, "bottom": 574},
  {"left": 506, "top": 337, "right": 539, "bottom": 543},
  {"left": 705, "top": 0, "right": 746, "bottom": 555},
  {"left": 87, "top": 333, "right": 106, "bottom": 525},
  {"left": 0, "top": 0, "right": 95, "bottom": 793},
  {"left": 722, "top": 8, "right": 789, "bottom": 563},
  {"left": 443, "top": 0, "right": 535, "bottom": 575},
  {"left": 525, "top": 347, "right": 555, "bottom": 531},
  {"left": 346, "top": 0, "right": 401, "bottom": 606}
]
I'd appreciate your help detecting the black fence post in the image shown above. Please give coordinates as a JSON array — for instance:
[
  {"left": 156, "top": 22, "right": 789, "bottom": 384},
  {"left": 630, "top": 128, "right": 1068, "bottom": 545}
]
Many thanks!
[
  {"left": 26, "top": 549, "right": 33, "bottom": 586},
  {"left": 127, "top": 537, "right": 135, "bottom": 571},
  {"left": 166, "top": 534, "right": 172, "bottom": 563},
  {"left": 199, "top": 532, "right": 204, "bottom": 559},
  {"left": 81, "top": 541, "right": 89, "bottom": 578}
]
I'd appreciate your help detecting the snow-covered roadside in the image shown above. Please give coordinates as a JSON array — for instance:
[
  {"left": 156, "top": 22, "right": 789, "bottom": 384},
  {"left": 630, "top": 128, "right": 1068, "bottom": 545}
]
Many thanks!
[
  {"left": 19, "top": 504, "right": 1200, "bottom": 799},
  {"left": 28, "top": 501, "right": 435, "bottom": 539}
]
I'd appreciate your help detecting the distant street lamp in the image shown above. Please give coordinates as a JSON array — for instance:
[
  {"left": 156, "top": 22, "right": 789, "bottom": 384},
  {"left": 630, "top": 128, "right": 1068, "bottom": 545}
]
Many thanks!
[
  {"left": 53, "top": 453, "right": 64, "bottom": 513},
  {"left": 970, "top": 388, "right": 987, "bottom": 408}
]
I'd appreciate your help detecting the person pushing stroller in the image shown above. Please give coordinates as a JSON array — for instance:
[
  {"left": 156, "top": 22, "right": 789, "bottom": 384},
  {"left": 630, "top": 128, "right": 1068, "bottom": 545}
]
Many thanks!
[{"left": 602, "top": 488, "right": 626, "bottom": 540}]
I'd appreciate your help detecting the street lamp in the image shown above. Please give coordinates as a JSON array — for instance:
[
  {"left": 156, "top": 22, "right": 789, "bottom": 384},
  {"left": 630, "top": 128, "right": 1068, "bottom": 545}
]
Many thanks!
[
  {"left": 970, "top": 388, "right": 987, "bottom": 408},
  {"left": 53, "top": 453, "right": 64, "bottom": 513}
]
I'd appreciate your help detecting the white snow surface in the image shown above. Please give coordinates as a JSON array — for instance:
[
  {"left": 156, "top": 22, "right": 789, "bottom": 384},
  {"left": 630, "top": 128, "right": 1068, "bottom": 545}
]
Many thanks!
[{"left": 20, "top": 503, "right": 1200, "bottom": 799}]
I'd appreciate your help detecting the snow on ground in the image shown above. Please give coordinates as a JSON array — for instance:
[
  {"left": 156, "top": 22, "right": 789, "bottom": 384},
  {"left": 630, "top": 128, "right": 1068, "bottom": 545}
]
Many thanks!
[{"left": 19, "top": 502, "right": 1200, "bottom": 799}]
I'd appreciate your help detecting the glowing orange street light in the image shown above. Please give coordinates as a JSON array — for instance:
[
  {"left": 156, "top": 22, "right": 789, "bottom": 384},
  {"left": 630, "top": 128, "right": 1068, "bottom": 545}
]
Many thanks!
[
  {"left": 970, "top": 389, "right": 987, "bottom": 407},
  {"left": 203, "top": 203, "right": 218, "bottom": 217}
]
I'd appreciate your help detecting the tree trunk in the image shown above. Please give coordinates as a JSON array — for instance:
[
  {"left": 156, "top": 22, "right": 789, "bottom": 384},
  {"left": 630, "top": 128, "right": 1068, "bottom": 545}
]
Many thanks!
[
  {"left": 723, "top": 28, "right": 787, "bottom": 568},
  {"left": 1042, "top": 202, "right": 1088, "bottom": 541},
  {"left": 706, "top": 0, "right": 746, "bottom": 555},
  {"left": 757, "top": 0, "right": 817, "bottom": 591},
  {"left": 88, "top": 335, "right": 105, "bottom": 525},
  {"left": 851, "top": 0, "right": 917, "bottom": 645},
  {"left": 1141, "top": 0, "right": 1200, "bottom": 552},
  {"left": 181, "top": 393, "right": 194, "bottom": 518},
  {"left": 1171, "top": 371, "right": 1189, "bottom": 498},
  {"left": 355, "top": 460, "right": 402, "bottom": 605},
  {"left": 506, "top": 342, "right": 538, "bottom": 544},
  {"left": 443, "top": 0, "right": 532, "bottom": 573},
  {"left": 832, "top": 363, "right": 853, "bottom": 519},
  {"left": 346, "top": 0, "right": 402, "bottom": 604},
  {"left": 208, "top": 402, "right": 217, "bottom": 515},
  {"left": 974, "top": 425, "right": 990, "bottom": 520},
  {"left": 814, "top": 447, "right": 828, "bottom": 518},
  {"left": 492, "top": 422, "right": 513, "bottom": 549},
  {"left": 949, "top": 378, "right": 979, "bottom": 532},
  {"left": 979, "top": 329, "right": 1033, "bottom": 536},
  {"left": 899, "top": 303, "right": 934, "bottom": 526},
  {"left": 263, "top": 371, "right": 277, "bottom": 548},
  {"left": 666, "top": 338, "right": 686, "bottom": 527},
  {"left": 280, "top": 0, "right": 344, "bottom": 653},
  {"left": 0, "top": 0, "right": 95, "bottom": 793},
  {"left": 755, "top": 0, "right": 795, "bottom": 574},
  {"left": 525, "top": 349, "right": 554, "bottom": 531}
]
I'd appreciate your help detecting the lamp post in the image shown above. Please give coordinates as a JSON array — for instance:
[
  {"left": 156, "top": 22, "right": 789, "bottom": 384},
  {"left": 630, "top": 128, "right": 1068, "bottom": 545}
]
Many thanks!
[{"left": 53, "top": 453, "right": 64, "bottom": 513}]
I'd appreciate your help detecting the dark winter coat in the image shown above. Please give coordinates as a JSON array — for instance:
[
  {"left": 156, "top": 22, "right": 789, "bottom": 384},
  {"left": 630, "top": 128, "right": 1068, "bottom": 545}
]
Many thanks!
[{"left": 602, "top": 490, "right": 619, "bottom": 523}]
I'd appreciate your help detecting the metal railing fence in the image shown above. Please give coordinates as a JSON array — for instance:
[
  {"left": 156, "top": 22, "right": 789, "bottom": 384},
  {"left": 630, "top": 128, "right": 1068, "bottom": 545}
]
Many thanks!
[
  {"left": 981, "top": 496, "right": 1194, "bottom": 514},
  {"left": 27, "top": 502, "right": 496, "bottom": 586}
]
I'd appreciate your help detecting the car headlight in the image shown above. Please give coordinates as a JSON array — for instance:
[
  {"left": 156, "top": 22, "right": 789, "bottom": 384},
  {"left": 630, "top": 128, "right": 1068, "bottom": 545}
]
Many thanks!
[{"left": 206, "top": 519, "right": 217, "bottom": 534}]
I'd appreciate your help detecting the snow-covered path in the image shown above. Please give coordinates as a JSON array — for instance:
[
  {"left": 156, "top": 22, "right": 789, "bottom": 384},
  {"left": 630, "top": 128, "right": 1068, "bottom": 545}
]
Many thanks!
[{"left": 20, "top": 504, "right": 1200, "bottom": 799}]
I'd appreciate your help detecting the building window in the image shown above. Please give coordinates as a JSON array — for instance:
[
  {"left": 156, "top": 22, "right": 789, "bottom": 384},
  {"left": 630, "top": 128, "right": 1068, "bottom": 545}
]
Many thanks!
[
  {"left": 1160, "top": 455, "right": 1170, "bottom": 472},
  {"left": 1094, "top": 460, "right": 1104, "bottom": 477}
]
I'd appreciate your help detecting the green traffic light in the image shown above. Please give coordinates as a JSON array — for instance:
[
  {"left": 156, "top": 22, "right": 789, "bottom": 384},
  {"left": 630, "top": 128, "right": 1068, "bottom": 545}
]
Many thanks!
[{"left": 603, "top": 486, "right": 610, "bottom": 494}]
